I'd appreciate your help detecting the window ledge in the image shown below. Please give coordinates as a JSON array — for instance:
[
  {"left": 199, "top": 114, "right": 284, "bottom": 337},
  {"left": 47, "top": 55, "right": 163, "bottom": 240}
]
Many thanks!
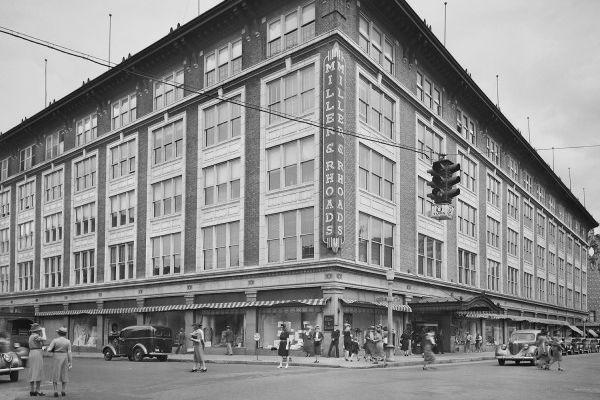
[
  {"left": 266, "top": 110, "right": 316, "bottom": 131},
  {"left": 151, "top": 157, "right": 184, "bottom": 170},
  {"left": 358, "top": 188, "right": 394, "bottom": 205},
  {"left": 73, "top": 232, "right": 96, "bottom": 240},
  {"left": 202, "top": 198, "right": 240, "bottom": 211},
  {"left": 202, "top": 135, "right": 242, "bottom": 151},
  {"left": 150, "top": 213, "right": 183, "bottom": 223},
  {"left": 267, "top": 182, "right": 314, "bottom": 196},
  {"left": 43, "top": 198, "right": 64, "bottom": 206},
  {"left": 73, "top": 187, "right": 97, "bottom": 196}
]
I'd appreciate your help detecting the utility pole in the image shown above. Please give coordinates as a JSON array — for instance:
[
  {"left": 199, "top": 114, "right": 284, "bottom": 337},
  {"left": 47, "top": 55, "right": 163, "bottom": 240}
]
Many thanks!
[
  {"left": 568, "top": 168, "right": 572, "bottom": 191},
  {"left": 443, "top": 2, "right": 447, "bottom": 46},
  {"left": 583, "top": 188, "right": 586, "bottom": 207},
  {"left": 108, "top": 13, "right": 112, "bottom": 69},
  {"left": 527, "top": 116, "right": 531, "bottom": 143},
  {"left": 44, "top": 58, "right": 47, "bottom": 108},
  {"left": 496, "top": 74, "right": 499, "bottom": 108}
]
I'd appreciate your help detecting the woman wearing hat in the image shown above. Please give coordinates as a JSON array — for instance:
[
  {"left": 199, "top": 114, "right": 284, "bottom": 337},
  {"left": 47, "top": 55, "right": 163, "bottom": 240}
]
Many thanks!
[
  {"left": 28, "top": 323, "right": 46, "bottom": 396},
  {"left": 277, "top": 323, "right": 291, "bottom": 368},
  {"left": 190, "top": 323, "right": 207, "bottom": 373},
  {"left": 46, "top": 327, "right": 72, "bottom": 397},
  {"left": 422, "top": 331, "right": 436, "bottom": 370}
]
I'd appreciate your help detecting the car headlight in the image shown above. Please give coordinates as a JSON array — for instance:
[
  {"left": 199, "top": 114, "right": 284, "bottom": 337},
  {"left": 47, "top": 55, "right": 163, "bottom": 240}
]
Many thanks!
[
  {"left": 523, "top": 344, "right": 529, "bottom": 350},
  {"left": 501, "top": 345, "right": 507, "bottom": 350}
]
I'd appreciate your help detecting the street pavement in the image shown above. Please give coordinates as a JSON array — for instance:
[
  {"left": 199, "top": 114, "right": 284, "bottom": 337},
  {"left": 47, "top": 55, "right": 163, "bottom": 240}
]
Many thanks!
[{"left": 1, "top": 353, "right": 599, "bottom": 400}]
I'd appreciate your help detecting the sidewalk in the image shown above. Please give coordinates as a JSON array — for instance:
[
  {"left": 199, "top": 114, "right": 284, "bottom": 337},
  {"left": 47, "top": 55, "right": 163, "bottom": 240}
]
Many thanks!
[{"left": 69, "top": 350, "right": 496, "bottom": 369}]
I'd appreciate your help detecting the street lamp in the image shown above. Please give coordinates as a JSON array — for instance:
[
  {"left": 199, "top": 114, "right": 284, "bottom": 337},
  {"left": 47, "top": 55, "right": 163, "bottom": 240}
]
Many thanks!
[{"left": 385, "top": 269, "right": 395, "bottom": 361}]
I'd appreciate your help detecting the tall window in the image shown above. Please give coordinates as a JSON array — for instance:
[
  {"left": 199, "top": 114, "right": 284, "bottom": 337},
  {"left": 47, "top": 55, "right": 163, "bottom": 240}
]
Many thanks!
[
  {"left": 417, "top": 234, "right": 442, "bottom": 278},
  {"left": 17, "top": 221, "right": 34, "bottom": 250},
  {"left": 0, "top": 191, "right": 9, "bottom": 218},
  {"left": 205, "top": 39, "right": 242, "bottom": 86},
  {"left": 358, "top": 15, "right": 394, "bottom": 74},
  {"left": 45, "top": 131, "right": 64, "bottom": 160},
  {"left": 151, "top": 232, "right": 182, "bottom": 276},
  {"left": 456, "top": 111, "right": 476, "bottom": 144},
  {"left": 110, "top": 190, "right": 136, "bottom": 227},
  {"left": 558, "top": 230, "right": 565, "bottom": 251},
  {"left": 535, "top": 245, "right": 546, "bottom": 270},
  {"left": 154, "top": 69, "right": 184, "bottom": 110},
  {"left": 74, "top": 249, "right": 95, "bottom": 285},
  {"left": 566, "top": 262, "right": 573, "bottom": 283},
  {"left": 486, "top": 217, "right": 500, "bottom": 248},
  {"left": 507, "top": 266, "right": 519, "bottom": 295},
  {"left": 74, "top": 155, "right": 97, "bottom": 192},
  {"left": 0, "top": 265, "right": 8, "bottom": 293},
  {"left": 417, "top": 177, "right": 433, "bottom": 217},
  {"left": 268, "top": 65, "right": 315, "bottom": 124},
  {"left": 567, "top": 289, "right": 573, "bottom": 307},
  {"left": 20, "top": 145, "right": 34, "bottom": 171},
  {"left": 548, "top": 252, "right": 556, "bottom": 274},
  {"left": 357, "top": 213, "right": 393, "bottom": 268},
  {"left": 457, "top": 200, "right": 476, "bottom": 237},
  {"left": 202, "top": 221, "right": 240, "bottom": 269},
  {"left": 523, "top": 171, "right": 532, "bottom": 193},
  {"left": 267, "top": 138, "right": 313, "bottom": 191},
  {"left": 506, "top": 153, "right": 519, "bottom": 181},
  {"left": 416, "top": 72, "right": 442, "bottom": 116},
  {"left": 507, "top": 228, "right": 519, "bottom": 257},
  {"left": 203, "top": 95, "right": 242, "bottom": 147},
  {"left": 110, "top": 139, "right": 136, "bottom": 179},
  {"left": 523, "top": 272, "right": 533, "bottom": 299},
  {"left": 523, "top": 202, "right": 533, "bottom": 229},
  {"left": 44, "top": 212, "right": 63, "bottom": 243},
  {"left": 567, "top": 237, "right": 573, "bottom": 256},
  {"left": 74, "top": 202, "right": 96, "bottom": 236},
  {"left": 458, "top": 249, "right": 477, "bottom": 287},
  {"left": 204, "top": 159, "right": 241, "bottom": 205},
  {"left": 17, "top": 261, "right": 33, "bottom": 291},
  {"left": 548, "top": 194, "right": 556, "bottom": 213},
  {"left": 44, "top": 170, "right": 63, "bottom": 203},
  {"left": 487, "top": 259, "right": 500, "bottom": 291},
  {"left": 486, "top": 136, "right": 500, "bottom": 165},
  {"left": 458, "top": 152, "right": 476, "bottom": 192},
  {"left": 0, "top": 158, "right": 8, "bottom": 181},
  {"left": 507, "top": 190, "right": 519, "bottom": 220},
  {"left": 152, "top": 177, "right": 182, "bottom": 217},
  {"left": 524, "top": 237, "right": 533, "bottom": 263},
  {"left": 548, "top": 221, "right": 556, "bottom": 245},
  {"left": 111, "top": 93, "right": 137, "bottom": 130},
  {"left": 0, "top": 228, "right": 8, "bottom": 255},
  {"left": 18, "top": 181, "right": 35, "bottom": 211},
  {"left": 267, "top": 208, "right": 314, "bottom": 263},
  {"left": 151, "top": 119, "right": 184, "bottom": 165},
  {"left": 558, "top": 285, "right": 565, "bottom": 305},
  {"left": 417, "top": 121, "right": 443, "bottom": 160},
  {"left": 486, "top": 174, "right": 500, "bottom": 208},
  {"left": 267, "top": 2, "right": 315, "bottom": 56},
  {"left": 359, "top": 76, "right": 395, "bottom": 138},
  {"left": 536, "top": 213, "right": 545, "bottom": 237},
  {"left": 75, "top": 113, "right": 98, "bottom": 147},
  {"left": 109, "top": 242, "right": 135, "bottom": 281},
  {"left": 43, "top": 255, "right": 62, "bottom": 288},
  {"left": 558, "top": 257, "right": 565, "bottom": 277},
  {"left": 536, "top": 277, "right": 546, "bottom": 301},
  {"left": 548, "top": 282, "right": 556, "bottom": 304},
  {"left": 536, "top": 183, "right": 545, "bottom": 204},
  {"left": 358, "top": 144, "right": 394, "bottom": 200}
]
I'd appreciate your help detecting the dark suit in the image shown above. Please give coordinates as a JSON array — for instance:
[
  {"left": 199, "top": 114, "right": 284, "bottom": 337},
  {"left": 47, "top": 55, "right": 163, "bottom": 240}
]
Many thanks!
[{"left": 328, "top": 329, "right": 340, "bottom": 357}]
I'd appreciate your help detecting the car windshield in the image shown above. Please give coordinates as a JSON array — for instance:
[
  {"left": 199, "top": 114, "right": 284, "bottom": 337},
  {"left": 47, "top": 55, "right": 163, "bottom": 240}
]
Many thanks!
[
  {"left": 155, "top": 328, "right": 171, "bottom": 338},
  {"left": 510, "top": 333, "right": 535, "bottom": 341}
]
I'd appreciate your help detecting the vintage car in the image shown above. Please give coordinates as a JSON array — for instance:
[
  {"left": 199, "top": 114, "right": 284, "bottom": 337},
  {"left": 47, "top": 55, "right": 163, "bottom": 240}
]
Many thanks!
[
  {"left": 102, "top": 325, "right": 172, "bottom": 362},
  {"left": 0, "top": 344, "right": 24, "bottom": 382},
  {"left": 568, "top": 337, "right": 584, "bottom": 354},
  {"left": 495, "top": 329, "right": 541, "bottom": 366}
]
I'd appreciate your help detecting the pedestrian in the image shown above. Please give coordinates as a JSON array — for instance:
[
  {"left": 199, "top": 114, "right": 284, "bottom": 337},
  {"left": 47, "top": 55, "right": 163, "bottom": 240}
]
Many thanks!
[
  {"left": 176, "top": 328, "right": 186, "bottom": 354},
  {"left": 328, "top": 328, "right": 340, "bottom": 358},
  {"left": 343, "top": 323, "right": 356, "bottom": 361},
  {"left": 422, "top": 331, "right": 436, "bottom": 370},
  {"left": 277, "top": 324, "right": 291, "bottom": 368},
  {"left": 364, "top": 325, "right": 375, "bottom": 362},
  {"left": 374, "top": 325, "right": 384, "bottom": 362},
  {"left": 547, "top": 332, "right": 564, "bottom": 371},
  {"left": 46, "top": 327, "right": 72, "bottom": 398},
  {"left": 391, "top": 328, "right": 397, "bottom": 355},
  {"left": 435, "top": 330, "right": 444, "bottom": 354},
  {"left": 400, "top": 329, "right": 410, "bottom": 356},
  {"left": 303, "top": 325, "right": 313, "bottom": 357},
  {"left": 224, "top": 325, "right": 234, "bottom": 355},
  {"left": 465, "top": 332, "right": 472, "bottom": 353},
  {"left": 190, "top": 323, "right": 207, "bottom": 372},
  {"left": 28, "top": 323, "right": 46, "bottom": 397},
  {"left": 312, "top": 325, "right": 323, "bottom": 363},
  {"left": 535, "top": 330, "right": 550, "bottom": 370},
  {"left": 475, "top": 332, "right": 482, "bottom": 352}
]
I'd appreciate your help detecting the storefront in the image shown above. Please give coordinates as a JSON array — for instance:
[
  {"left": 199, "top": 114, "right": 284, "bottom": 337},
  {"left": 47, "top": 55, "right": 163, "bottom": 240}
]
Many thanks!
[
  {"left": 194, "top": 309, "right": 245, "bottom": 349},
  {"left": 71, "top": 314, "right": 99, "bottom": 349}
]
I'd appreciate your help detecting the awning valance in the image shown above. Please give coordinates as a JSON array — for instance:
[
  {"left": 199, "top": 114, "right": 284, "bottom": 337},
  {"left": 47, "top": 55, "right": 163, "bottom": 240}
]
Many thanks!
[
  {"left": 340, "top": 299, "right": 412, "bottom": 313},
  {"left": 35, "top": 298, "right": 329, "bottom": 317},
  {"left": 588, "top": 329, "right": 598, "bottom": 338},
  {"left": 569, "top": 325, "right": 584, "bottom": 336},
  {"left": 457, "top": 311, "right": 508, "bottom": 320}
]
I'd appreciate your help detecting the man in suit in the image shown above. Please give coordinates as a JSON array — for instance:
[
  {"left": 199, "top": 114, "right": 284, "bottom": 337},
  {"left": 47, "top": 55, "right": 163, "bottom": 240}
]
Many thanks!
[{"left": 328, "top": 328, "right": 340, "bottom": 358}]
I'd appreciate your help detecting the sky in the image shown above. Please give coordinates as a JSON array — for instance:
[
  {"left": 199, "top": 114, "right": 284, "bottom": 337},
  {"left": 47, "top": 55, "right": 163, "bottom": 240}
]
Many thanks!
[{"left": 0, "top": 0, "right": 599, "bottom": 227}]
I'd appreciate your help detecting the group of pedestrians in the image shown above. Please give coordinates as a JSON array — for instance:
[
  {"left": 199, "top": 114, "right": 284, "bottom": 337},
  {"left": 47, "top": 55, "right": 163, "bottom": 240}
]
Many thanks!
[{"left": 535, "top": 330, "right": 564, "bottom": 371}]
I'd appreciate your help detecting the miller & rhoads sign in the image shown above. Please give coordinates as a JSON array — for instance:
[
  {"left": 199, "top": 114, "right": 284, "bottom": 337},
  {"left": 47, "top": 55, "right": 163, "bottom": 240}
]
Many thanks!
[{"left": 322, "top": 44, "right": 345, "bottom": 253}]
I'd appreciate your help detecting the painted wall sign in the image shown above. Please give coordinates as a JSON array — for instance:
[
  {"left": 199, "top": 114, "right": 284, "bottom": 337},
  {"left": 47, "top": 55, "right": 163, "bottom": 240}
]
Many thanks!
[{"left": 322, "top": 44, "right": 345, "bottom": 253}]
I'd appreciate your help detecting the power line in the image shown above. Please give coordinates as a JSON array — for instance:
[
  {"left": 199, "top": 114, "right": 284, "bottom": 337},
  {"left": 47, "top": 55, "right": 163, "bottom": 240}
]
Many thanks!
[
  {"left": 0, "top": 26, "right": 431, "bottom": 159},
  {"left": 534, "top": 144, "right": 600, "bottom": 151}
]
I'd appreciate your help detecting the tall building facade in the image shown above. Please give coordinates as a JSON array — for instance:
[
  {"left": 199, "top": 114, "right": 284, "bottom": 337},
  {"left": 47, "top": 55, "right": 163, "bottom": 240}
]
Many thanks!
[{"left": 0, "top": 0, "right": 596, "bottom": 353}]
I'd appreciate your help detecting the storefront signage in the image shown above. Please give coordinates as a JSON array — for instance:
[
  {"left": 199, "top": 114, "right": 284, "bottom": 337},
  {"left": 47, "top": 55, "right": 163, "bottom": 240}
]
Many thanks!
[
  {"left": 322, "top": 43, "right": 345, "bottom": 253},
  {"left": 323, "top": 315, "right": 334, "bottom": 332}
]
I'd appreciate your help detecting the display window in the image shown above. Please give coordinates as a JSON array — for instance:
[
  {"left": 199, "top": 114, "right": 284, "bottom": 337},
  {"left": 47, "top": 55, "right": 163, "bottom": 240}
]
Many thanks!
[
  {"left": 260, "top": 310, "right": 319, "bottom": 349},
  {"left": 193, "top": 312, "right": 244, "bottom": 348},
  {"left": 71, "top": 315, "right": 98, "bottom": 348}
]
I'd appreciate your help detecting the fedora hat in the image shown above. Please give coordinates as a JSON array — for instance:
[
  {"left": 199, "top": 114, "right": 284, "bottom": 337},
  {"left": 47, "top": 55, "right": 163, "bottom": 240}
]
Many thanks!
[
  {"left": 56, "top": 327, "right": 68, "bottom": 335},
  {"left": 30, "top": 323, "right": 42, "bottom": 332}
]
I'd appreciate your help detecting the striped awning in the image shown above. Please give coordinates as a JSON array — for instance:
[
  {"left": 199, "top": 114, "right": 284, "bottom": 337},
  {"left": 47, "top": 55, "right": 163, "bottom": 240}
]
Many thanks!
[
  {"left": 569, "top": 325, "right": 584, "bottom": 335},
  {"left": 341, "top": 298, "right": 412, "bottom": 313},
  {"left": 508, "top": 315, "right": 571, "bottom": 326},
  {"left": 588, "top": 329, "right": 598, "bottom": 338},
  {"left": 35, "top": 298, "right": 328, "bottom": 317},
  {"left": 457, "top": 311, "right": 508, "bottom": 320}
]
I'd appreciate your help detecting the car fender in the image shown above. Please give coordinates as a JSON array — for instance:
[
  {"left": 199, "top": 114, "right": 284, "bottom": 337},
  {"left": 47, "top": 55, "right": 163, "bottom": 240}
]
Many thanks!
[
  {"left": 102, "top": 345, "right": 117, "bottom": 355},
  {"left": 133, "top": 343, "right": 148, "bottom": 355}
]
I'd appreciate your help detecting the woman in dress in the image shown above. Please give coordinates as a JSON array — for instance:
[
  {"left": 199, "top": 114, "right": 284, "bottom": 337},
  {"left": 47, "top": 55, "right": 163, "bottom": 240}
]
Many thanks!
[
  {"left": 547, "top": 332, "right": 564, "bottom": 371},
  {"left": 190, "top": 323, "right": 207, "bottom": 373},
  {"left": 277, "top": 324, "right": 291, "bottom": 368},
  {"left": 46, "top": 327, "right": 72, "bottom": 397},
  {"left": 400, "top": 329, "right": 411, "bottom": 356},
  {"left": 422, "top": 331, "right": 436, "bottom": 370},
  {"left": 342, "top": 323, "right": 353, "bottom": 361},
  {"left": 28, "top": 323, "right": 46, "bottom": 396}
]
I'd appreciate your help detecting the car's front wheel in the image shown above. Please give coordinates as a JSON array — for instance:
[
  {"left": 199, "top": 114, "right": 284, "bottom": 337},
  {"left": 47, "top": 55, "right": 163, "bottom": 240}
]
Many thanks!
[
  {"left": 133, "top": 348, "right": 145, "bottom": 362},
  {"left": 103, "top": 349, "right": 113, "bottom": 361},
  {"left": 497, "top": 359, "right": 505, "bottom": 365},
  {"left": 9, "top": 371, "right": 19, "bottom": 382}
]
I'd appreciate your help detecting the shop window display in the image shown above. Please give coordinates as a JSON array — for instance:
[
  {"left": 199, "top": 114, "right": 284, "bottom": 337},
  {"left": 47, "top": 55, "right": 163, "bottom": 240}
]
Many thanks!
[
  {"left": 71, "top": 315, "right": 98, "bottom": 348},
  {"left": 260, "top": 311, "right": 319, "bottom": 350},
  {"left": 193, "top": 313, "right": 244, "bottom": 348},
  {"left": 104, "top": 314, "right": 137, "bottom": 344}
]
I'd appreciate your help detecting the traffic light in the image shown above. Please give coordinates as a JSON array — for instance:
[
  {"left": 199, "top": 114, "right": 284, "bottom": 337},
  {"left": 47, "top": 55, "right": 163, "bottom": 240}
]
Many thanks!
[{"left": 427, "top": 158, "right": 461, "bottom": 204}]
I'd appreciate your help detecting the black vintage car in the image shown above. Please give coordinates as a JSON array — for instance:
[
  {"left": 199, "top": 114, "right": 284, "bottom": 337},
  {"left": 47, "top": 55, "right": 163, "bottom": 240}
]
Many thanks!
[{"left": 102, "top": 325, "right": 173, "bottom": 362}]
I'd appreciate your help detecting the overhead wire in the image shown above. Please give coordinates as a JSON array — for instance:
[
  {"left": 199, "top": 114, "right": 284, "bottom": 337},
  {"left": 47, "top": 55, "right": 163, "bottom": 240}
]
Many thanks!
[{"left": 0, "top": 26, "right": 431, "bottom": 159}]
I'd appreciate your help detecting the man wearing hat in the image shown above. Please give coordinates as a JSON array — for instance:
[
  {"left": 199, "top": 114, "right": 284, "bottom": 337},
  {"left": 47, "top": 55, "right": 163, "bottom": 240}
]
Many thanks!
[
  {"left": 46, "top": 327, "right": 73, "bottom": 397},
  {"left": 223, "top": 325, "right": 234, "bottom": 356},
  {"left": 190, "top": 323, "right": 207, "bottom": 372},
  {"left": 28, "top": 323, "right": 46, "bottom": 396},
  {"left": 312, "top": 325, "right": 323, "bottom": 363}
]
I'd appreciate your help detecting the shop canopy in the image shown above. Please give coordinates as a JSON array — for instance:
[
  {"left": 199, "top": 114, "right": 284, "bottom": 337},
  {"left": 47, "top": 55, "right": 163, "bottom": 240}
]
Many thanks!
[
  {"left": 35, "top": 298, "right": 329, "bottom": 317},
  {"left": 340, "top": 298, "right": 412, "bottom": 312},
  {"left": 588, "top": 329, "right": 599, "bottom": 338},
  {"left": 568, "top": 325, "right": 585, "bottom": 335}
]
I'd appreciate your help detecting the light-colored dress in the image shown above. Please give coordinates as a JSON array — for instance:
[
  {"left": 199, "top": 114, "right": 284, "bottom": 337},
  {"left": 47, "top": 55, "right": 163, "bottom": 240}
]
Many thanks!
[
  {"left": 423, "top": 336, "right": 436, "bottom": 364},
  {"left": 47, "top": 336, "right": 72, "bottom": 383},
  {"left": 191, "top": 329, "right": 205, "bottom": 362},
  {"left": 28, "top": 333, "right": 45, "bottom": 382}
]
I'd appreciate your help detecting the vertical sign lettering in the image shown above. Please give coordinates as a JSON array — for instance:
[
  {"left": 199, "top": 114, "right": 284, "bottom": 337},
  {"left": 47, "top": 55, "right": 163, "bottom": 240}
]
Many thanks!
[{"left": 322, "top": 44, "right": 345, "bottom": 253}]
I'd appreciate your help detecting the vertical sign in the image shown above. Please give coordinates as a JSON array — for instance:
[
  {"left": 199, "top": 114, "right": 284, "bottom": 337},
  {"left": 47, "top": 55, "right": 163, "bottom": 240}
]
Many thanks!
[{"left": 322, "top": 44, "right": 345, "bottom": 253}]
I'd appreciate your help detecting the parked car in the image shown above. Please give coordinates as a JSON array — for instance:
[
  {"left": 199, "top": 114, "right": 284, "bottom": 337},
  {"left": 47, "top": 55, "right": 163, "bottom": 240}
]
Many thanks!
[
  {"left": 569, "top": 337, "right": 584, "bottom": 354},
  {"left": 561, "top": 338, "right": 570, "bottom": 355},
  {"left": 0, "top": 335, "right": 24, "bottom": 382},
  {"left": 495, "top": 329, "right": 541, "bottom": 366},
  {"left": 102, "top": 325, "right": 172, "bottom": 362}
]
